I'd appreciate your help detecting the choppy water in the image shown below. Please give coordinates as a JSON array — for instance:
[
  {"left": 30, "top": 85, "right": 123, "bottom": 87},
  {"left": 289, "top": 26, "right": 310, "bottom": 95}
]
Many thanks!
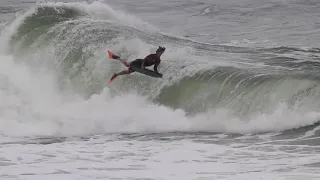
[{"left": 1, "top": 0, "right": 320, "bottom": 179}]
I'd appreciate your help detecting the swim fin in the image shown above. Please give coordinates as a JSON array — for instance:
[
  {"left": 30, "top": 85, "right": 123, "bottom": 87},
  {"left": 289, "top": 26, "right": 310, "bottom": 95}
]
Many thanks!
[
  {"left": 106, "top": 73, "right": 117, "bottom": 85},
  {"left": 107, "top": 50, "right": 120, "bottom": 59}
]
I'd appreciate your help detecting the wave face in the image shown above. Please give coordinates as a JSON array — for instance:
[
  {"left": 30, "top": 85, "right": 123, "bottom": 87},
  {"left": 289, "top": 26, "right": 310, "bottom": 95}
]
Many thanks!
[{"left": 1, "top": 1, "right": 320, "bottom": 137}]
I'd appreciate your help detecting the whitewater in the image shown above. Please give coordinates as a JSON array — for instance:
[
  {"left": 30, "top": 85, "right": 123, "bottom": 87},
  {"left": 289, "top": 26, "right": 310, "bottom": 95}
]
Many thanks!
[{"left": 0, "top": 1, "right": 320, "bottom": 179}]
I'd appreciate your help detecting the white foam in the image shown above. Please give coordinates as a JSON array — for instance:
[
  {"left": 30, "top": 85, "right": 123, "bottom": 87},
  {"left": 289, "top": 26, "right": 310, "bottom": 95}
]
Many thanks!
[
  {"left": 0, "top": 55, "right": 319, "bottom": 137},
  {"left": 191, "top": 103, "right": 320, "bottom": 134}
]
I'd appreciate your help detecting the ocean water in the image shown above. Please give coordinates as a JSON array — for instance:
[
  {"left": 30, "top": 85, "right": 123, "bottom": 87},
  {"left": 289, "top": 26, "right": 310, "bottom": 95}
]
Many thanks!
[{"left": 1, "top": 0, "right": 320, "bottom": 179}]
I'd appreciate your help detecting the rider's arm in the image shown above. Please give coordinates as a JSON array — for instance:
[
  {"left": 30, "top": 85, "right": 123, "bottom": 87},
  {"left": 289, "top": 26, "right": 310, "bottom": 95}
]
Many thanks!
[{"left": 154, "top": 60, "right": 160, "bottom": 73}]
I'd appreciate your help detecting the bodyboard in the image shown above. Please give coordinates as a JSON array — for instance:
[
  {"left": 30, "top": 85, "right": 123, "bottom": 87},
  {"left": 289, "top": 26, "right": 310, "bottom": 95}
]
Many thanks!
[{"left": 130, "top": 66, "right": 163, "bottom": 78}]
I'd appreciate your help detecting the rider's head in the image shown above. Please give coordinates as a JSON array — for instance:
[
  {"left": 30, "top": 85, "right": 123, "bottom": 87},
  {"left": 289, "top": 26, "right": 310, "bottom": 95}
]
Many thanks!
[{"left": 156, "top": 46, "right": 165, "bottom": 57}]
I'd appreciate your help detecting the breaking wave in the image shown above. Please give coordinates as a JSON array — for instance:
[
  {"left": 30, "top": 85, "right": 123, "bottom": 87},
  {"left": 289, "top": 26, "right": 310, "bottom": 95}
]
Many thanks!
[{"left": 1, "top": 1, "right": 320, "bottom": 137}]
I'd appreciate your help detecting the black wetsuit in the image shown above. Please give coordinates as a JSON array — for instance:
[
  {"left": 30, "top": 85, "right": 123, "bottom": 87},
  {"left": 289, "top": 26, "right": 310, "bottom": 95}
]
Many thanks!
[{"left": 129, "top": 54, "right": 161, "bottom": 72}]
